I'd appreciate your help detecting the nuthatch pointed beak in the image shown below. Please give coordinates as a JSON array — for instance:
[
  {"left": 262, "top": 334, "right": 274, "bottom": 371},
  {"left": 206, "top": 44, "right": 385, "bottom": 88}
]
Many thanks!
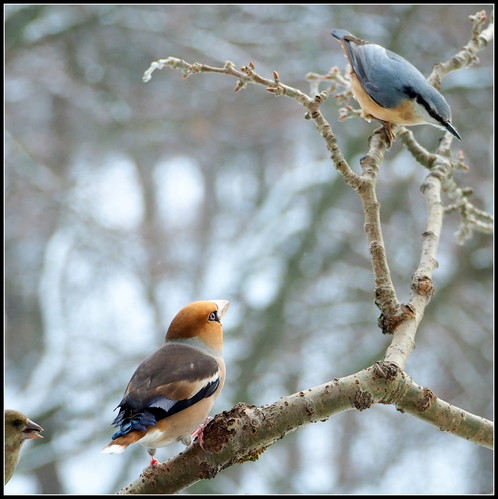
[{"left": 444, "top": 121, "right": 462, "bottom": 141}]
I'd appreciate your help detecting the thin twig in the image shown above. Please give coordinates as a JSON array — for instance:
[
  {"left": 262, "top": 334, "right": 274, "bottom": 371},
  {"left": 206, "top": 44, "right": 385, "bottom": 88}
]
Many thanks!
[
  {"left": 429, "top": 10, "right": 494, "bottom": 87},
  {"left": 142, "top": 55, "right": 401, "bottom": 328}
]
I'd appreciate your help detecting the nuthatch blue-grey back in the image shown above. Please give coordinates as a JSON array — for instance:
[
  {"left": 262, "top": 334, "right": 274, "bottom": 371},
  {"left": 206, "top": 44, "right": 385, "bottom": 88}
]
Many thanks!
[{"left": 331, "top": 29, "right": 461, "bottom": 142}]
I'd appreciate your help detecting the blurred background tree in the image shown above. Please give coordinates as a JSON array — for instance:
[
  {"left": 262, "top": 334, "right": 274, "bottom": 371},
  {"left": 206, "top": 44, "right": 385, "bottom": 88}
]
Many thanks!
[{"left": 5, "top": 4, "right": 492, "bottom": 494}]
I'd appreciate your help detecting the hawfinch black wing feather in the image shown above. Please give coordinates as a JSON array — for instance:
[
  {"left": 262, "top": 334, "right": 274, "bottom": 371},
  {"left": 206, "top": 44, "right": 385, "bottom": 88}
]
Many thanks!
[{"left": 110, "top": 343, "right": 222, "bottom": 438}]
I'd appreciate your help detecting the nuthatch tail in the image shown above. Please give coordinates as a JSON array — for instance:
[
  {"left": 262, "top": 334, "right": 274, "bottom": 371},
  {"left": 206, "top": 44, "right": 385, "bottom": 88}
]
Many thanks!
[{"left": 331, "top": 29, "right": 461, "bottom": 142}]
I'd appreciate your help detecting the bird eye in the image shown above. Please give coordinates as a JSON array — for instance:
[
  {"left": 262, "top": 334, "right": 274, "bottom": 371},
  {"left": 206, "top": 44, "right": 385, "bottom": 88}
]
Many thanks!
[
  {"left": 208, "top": 311, "right": 218, "bottom": 322},
  {"left": 13, "top": 419, "right": 22, "bottom": 427}
]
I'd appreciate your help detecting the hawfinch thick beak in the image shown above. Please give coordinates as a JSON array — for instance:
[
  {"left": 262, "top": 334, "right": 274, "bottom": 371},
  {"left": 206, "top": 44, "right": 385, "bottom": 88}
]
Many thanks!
[{"left": 210, "top": 300, "right": 230, "bottom": 323}]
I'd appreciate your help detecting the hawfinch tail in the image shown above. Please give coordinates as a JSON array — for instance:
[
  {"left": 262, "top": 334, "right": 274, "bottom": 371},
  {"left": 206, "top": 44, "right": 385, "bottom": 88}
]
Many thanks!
[
  {"left": 4, "top": 410, "right": 44, "bottom": 484},
  {"left": 102, "top": 300, "right": 229, "bottom": 465}
]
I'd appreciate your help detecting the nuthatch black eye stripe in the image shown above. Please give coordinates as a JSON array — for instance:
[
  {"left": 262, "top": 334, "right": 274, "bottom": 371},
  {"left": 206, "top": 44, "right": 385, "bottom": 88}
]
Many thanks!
[
  {"left": 402, "top": 86, "right": 442, "bottom": 124},
  {"left": 331, "top": 29, "right": 461, "bottom": 142}
]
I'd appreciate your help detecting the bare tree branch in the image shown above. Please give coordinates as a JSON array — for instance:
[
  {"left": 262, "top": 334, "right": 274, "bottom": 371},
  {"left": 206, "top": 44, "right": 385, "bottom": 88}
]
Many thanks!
[
  {"left": 119, "top": 363, "right": 493, "bottom": 494},
  {"left": 129, "top": 10, "right": 494, "bottom": 494},
  {"left": 384, "top": 158, "right": 445, "bottom": 369},
  {"left": 398, "top": 128, "right": 493, "bottom": 243},
  {"left": 143, "top": 55, "right": 403, "bottom": 331},
  {"left": 429, "top": 10, "right": 494, "bottom": 87}
]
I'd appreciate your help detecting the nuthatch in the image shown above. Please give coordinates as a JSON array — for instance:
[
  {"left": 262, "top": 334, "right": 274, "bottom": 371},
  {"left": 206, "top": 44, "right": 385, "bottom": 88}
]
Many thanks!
[{"left": 331, "top": 29, "right": 461, "bottom": 142}]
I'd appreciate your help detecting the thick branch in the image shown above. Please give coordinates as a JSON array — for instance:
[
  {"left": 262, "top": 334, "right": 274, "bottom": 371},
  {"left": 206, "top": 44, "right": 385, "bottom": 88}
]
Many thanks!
[
  {"left": 358, "top": 132, "right": 403, "bottom": 328},
  {"left": 384, "top": 164, "right": 444, "bottom": 368},
  {"left": 119, "top": 363, "right": 493, "bottom": 494}
]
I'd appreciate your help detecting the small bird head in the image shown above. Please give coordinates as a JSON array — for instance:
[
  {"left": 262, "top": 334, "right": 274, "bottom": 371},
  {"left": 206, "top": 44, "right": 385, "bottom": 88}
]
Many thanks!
[
  {"left": 165, "top": 300, "right": 230, "bottom": 352},
  {"left": 5, "top": 410, "right": 44, "bottom": 444},
  {"left": 5, "top": 410, "right": 44, "bottom": 484}
]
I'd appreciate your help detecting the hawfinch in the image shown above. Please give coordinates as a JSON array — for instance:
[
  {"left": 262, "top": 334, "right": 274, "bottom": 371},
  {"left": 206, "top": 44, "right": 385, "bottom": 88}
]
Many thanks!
[
  {"left": 102, "top": 299, "right": 229, "bottom": 465},
  {"left": 4, "top": 410, "right": 44, "bottom": 484}
]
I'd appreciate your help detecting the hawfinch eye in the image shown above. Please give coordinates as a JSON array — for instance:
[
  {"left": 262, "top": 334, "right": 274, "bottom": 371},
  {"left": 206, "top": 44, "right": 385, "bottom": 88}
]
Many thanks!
[{"left": 208, "top": 311, "right": 218, "bottom": 322}]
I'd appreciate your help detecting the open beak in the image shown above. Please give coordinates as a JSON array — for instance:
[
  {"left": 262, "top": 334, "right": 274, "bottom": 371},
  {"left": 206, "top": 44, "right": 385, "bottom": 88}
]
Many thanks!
[{"left": 22, "top": 419, "right": 44, "bottom": 440}]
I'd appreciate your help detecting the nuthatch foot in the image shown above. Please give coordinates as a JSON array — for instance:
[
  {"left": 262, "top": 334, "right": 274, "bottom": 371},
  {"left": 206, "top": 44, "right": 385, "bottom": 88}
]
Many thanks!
[{"left": 331, "top": 29, "right": 461, "bottom": 143}]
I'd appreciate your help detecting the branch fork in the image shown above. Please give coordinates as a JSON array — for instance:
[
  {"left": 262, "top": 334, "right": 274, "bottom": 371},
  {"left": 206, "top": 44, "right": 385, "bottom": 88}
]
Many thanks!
[{"left": 135, "top": 11, "right": 493, "bottom": 492}]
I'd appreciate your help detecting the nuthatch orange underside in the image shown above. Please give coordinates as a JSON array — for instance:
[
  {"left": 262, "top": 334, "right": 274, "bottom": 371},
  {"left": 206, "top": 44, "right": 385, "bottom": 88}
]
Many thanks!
[{"left": 331, "top": 29, "right": 461, "bottom": 141}]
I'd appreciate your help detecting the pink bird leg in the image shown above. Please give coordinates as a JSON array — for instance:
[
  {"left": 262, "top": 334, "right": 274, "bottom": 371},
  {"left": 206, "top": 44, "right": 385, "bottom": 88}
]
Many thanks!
[{"left": 191, "top": 416, "right": 213, "bottom": 449}]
